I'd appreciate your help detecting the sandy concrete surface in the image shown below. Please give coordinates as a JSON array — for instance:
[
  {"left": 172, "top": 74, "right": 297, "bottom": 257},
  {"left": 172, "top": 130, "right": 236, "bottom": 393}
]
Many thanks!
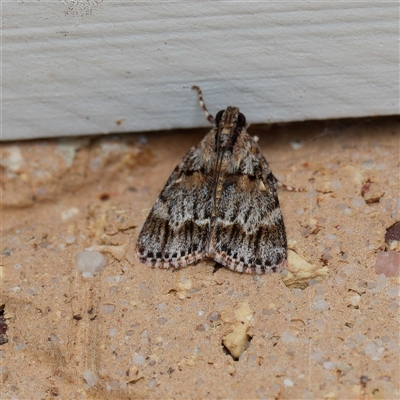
[{"left": 1, "top": 116, "right": 399, "bottom": 399}]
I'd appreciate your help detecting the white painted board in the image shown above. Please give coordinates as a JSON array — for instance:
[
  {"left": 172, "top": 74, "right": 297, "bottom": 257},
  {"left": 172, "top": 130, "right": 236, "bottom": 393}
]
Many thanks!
[{"left": 3, "top": 2, "right": 399, "bottom": 141}]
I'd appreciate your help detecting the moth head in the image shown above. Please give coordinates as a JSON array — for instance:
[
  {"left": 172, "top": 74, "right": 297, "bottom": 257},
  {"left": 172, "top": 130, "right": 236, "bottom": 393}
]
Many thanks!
[{"left": 215, "top": 108, "right": 247, "bottom": 129}]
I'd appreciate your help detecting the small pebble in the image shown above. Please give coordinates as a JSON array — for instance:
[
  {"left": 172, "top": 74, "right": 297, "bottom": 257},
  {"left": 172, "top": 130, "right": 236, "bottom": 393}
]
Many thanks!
[
  {"left": 310, "top": 349, "right": 325, "bottom": 363},
  {"left": 290, "top": 140, "right": 304, "bottom": 150},
  {"left": 351, "top": 197, "right": 364, "bottom": 207},
  {"left": 314, "top": 319, "right": 325, "bottom": 329},
  {"left": 75, "top": 251, "right": 107, "bottom": 277},
  {"left": 336, "top": 361, "right": 352, "bottom": 375},
  {"left": 108, "top": 328, "right": 117, "bottom": 337},
  {"left": 157, "top": 303, "right": 167, "bottom": 311},
  {"left": 331, "top": 179, "right": 341, "bottom": 191},
  {"left": 65, "top": 236, "right": 75, "bottom": 244},
  {"left": 323, "top": 361, "right": 336, "bottom": 370},
  {"left": 291, "top": 288, "right": 303, "bottom": 298},
  {"left": 386, "top": 287, "right": 399, "bottom": 299},
  {"left": 388, "top": 301, "right": 399, "bottom": 310},
  {"left": 362, "top": 159, "right": 375, "bottom": 170},
  {"left": 2, "top": 249, "right": 11, "bottom": 257},
  {"left": 61, "top": 207, "right": 80, "bottom": 221},
  {"left": 388, "top": 340, "right": 399, "bottom": 351},
  {"left": 281, "top": 331, "right": 296, "bottom": 343},
  {"left": 83, "top": 370, "right": 98, "bottom": 387},
  {"left": 132, "top": 353, "right": 145, "bottom": 365},
  {"left": 376, "top": 274, "right": 387, "bottom": 291},
  {"left": 354, "top": 333, "right": 366, "bottom": 344},
  {"left": 207, "top": 311, "right": 220, "bottom": 322},
  {"left": 363, "top": 340, "right": 378, "bottom": 355},
  {"left": 385, "top": 221, "right": 400, "bottom": 245},
  {"left": 313, "top": 299, "right": 329, "bottom": 311},
  {"left": 283, "top": 378, "right": 294, "bottom": 387},
  {"left": 101, "top": 304, "right": 115, "bottom": 314},
  {"left": 374, "top": 251, "right": 400, "bottom": 277},
  {"left": 148, "top": 378, "right": 156, "bottom": 389},
  {"left": 157, "top": 317, "right": 167, "bottom": 325},
  {"left": 196, "top": 324, "right": 206, "bottom": 332}
]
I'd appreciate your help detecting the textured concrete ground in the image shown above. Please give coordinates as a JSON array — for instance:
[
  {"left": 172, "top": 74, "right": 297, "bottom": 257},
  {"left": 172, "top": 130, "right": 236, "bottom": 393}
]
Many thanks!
[{"left": 1, "top": 116, "right": 399, "bottom": 399}]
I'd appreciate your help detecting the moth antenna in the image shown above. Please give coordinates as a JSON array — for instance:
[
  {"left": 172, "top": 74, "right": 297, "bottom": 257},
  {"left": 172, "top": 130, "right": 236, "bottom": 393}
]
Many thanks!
[{"left": 192, "top": 85, "right": 215, "bottom": 125}]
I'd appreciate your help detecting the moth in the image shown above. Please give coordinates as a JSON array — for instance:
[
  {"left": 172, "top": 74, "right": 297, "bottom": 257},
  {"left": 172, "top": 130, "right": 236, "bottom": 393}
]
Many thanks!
[{"left": 136, "top": 86, "right": 287, "bottom": 274}]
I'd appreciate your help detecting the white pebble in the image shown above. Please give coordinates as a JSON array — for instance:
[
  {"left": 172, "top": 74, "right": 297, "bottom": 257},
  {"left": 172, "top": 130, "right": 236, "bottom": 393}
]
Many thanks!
[
  {"left": 157, "top": 303, "right": 168, "bottom": 311},
  {"left": 362, "top": 159, "right": 375, "bottom": 170},
  {"left": 354, "top": 333, "right": 366, "bottom": 344},
  {"left": 363, "top": 340, "right": 377, "bottom": 355},
  {"left": 133, "top": 353, "right": 145, "bottom": 365},
  {"left": 310, "top": 349, "right": 325, "bottom": 363},
  {"left": 281, "top": 331, "right": 297, "bottom": 343},
  {"left": 351, "top": 197, "right": 365, "bottom": 207},
  {"left": 61, "top": 207, "right": 80, "bottom": 221},
  {"left": 148, "top": 378, "right": 157, "bottom": 389},
  {"left": 388, "top": 340, "right": 399, "bottom": 351},
  {"left": 388, "top": 301, "right": 399, "bottom": 310},
  {"left": 386, "top": 287, "right": 399, "bottom": 299},
  {"left": 331, "top": 179, "right": 341, "bottom": 190},
  {"left": 140, "top": 329, "right": 148, "bottom": 338},
  {"left": 376, "top": 274, "right": 387, "bottom": 291},
  {"left": 83, "top": 369, "right": 98, "bottom": 387},
  {"left": 198, "top": 310, "right": 205, "bottom": 316},
  {"left": 108, "top": 328, "right": 117, "bottom": 337},
  {"left": 323, "top": 361, "right": 336, "bottom": 370},
  {"left": 291, "top": 288, "right": 304, "bottom": 298},
  {"left": 283, "top": 378, "right": 294, "bottom": 387},
  {"left": 290, "top": 140, "right": 304, "bottom": 150},
  {"left": 101, "top": 304, "right": 115, "bottom": 314},
  {"left": 75, "top": 251, "right": 107, "bottom": 277},
  {"left": 314, "top": 318, "right": 325, "bottom": 329},
  {"left": 313, "top": 299, "right": 329, "bottom": 311},
  {"left": 65, "top": 235, "right": 75, "bottom": 244},
  {"left": 15, "top": 343, "right": 26, "bottom": 350}
]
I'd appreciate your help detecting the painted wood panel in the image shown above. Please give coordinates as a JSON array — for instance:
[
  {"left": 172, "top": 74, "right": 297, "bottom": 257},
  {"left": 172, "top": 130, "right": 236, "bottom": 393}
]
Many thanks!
[{"left": 3, "top": 2, "right": 398, "bottom": 140}]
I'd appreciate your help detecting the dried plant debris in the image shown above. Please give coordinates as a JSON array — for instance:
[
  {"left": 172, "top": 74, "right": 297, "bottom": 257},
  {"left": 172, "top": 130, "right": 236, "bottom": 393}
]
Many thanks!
[
  {"left": 361, "top": 178, "right": 384, "bottom": 204},
  {"left": 222, "top": 302, "right": 254, "bottom": 360},
  {"left": 282, "top": 250, "right": 328, "bottom": 289}
]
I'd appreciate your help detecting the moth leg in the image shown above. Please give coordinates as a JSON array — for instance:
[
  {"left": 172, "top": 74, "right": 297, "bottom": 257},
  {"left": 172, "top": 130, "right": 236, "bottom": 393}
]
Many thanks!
[
  {"left": 192, "top": 85, "right": 215, "bottom": 125},
  {"left": 272, "top": 173, "right": 306, "bottom": 192}
]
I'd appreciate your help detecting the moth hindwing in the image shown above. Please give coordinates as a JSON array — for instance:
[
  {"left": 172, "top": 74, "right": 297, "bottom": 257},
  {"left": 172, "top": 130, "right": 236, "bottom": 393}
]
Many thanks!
[{"left": 136, "top": 86, "right": 287, "bottom": 274}]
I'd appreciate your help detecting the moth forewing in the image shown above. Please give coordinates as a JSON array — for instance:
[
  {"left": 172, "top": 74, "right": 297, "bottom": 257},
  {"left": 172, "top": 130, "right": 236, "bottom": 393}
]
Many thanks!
[{"left": 136, "top": 87, "right": 287, "bottom": 274}]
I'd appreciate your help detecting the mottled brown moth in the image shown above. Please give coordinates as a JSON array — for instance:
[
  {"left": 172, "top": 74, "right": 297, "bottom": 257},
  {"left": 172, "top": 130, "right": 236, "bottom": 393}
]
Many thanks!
[{"left": 136, "top": 86, "right": 287, "bottom": 274}]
